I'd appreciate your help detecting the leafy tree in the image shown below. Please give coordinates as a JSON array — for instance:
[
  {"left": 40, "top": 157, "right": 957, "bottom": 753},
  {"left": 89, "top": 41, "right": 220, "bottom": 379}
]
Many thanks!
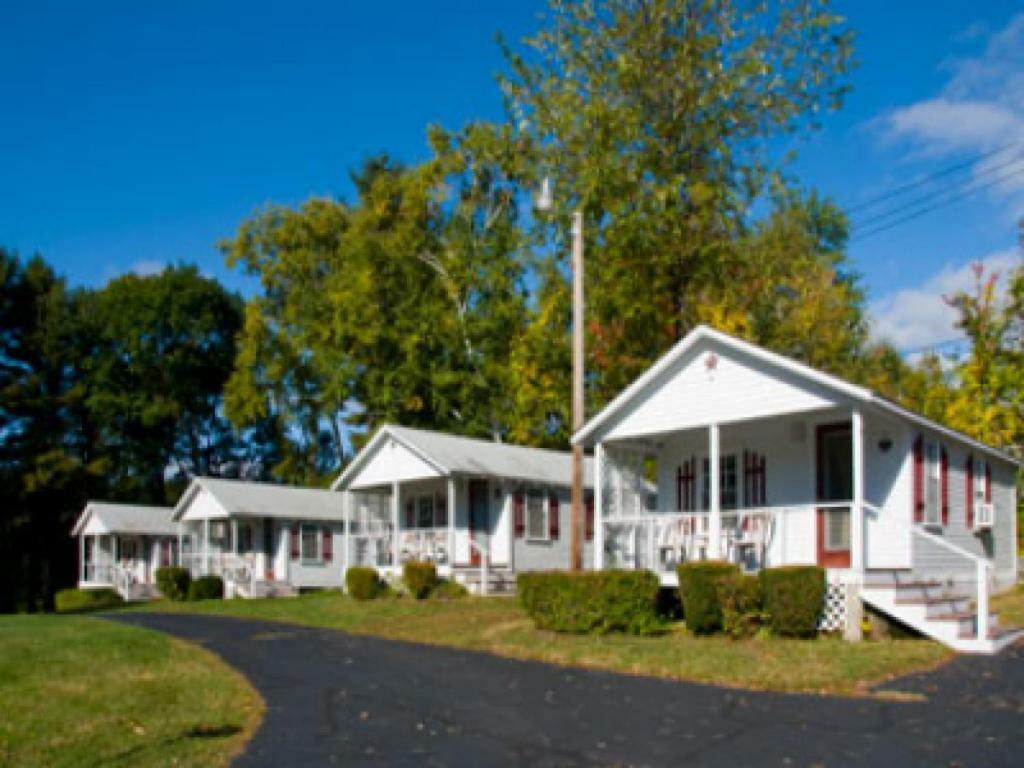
[{"left": 500, "top": 0, "right": 855, "bottom": 403}]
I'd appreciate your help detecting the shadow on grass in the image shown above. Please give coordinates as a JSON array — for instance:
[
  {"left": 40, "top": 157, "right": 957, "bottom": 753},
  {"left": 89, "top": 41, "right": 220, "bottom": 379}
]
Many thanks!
[{"left": 185, "top": 724, "right": 243, "bottom": 740}]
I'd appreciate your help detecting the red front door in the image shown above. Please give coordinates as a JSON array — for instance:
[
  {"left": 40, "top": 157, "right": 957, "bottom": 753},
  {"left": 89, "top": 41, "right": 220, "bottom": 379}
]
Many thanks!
[{"left": 816, "top": 422, "right": 852, "bottom": 568}]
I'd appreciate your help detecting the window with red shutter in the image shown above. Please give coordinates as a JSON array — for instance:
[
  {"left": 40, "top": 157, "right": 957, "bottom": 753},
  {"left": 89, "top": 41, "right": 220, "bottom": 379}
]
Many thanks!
[
  {"left": 585, "top": 496, "right": 594, "bottom": 541},
  {"left": 548, "top": 493, "right": 559, "bottom": 540},
  {"left": 514, "top": 492, "right": 525, "bottom": 538},
  {"left": 405, "top": 499, "right": 415, "bottom": 529},
  {"left": 985, "top": 463, "right": 992, "bottom": 502},
  {"left": 289, "top": 525, "right": 300, "bottom": 560},
  {"left": 965, "top": 456, "right": 975, "bottom": 529},
  {"left": 322, "top": 528, "right": 333, "bottom": 562},
  {"left": 940, "top": 446, "right": 949, "bottom": 526},
  {"left": 912, "top": 435, "right": 924, "bottom": 523},
  {"left": 436, "top": 493, "right": 447, "bottom": 527}
]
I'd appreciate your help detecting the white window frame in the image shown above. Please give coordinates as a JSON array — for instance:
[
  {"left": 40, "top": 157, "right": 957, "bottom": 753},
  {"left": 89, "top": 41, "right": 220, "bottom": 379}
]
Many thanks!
[
  {"left": 526, "top": 489, "right": 548, "bottom": 541},
  {"left": 924, "top": 441, "right": 942, "bottom": 526},
  {"left": 300, "top": 524, "right": 323, "bottom": 564}
]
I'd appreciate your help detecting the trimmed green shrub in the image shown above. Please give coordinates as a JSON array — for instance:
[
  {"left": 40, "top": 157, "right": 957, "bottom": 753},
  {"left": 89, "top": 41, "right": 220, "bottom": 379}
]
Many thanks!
[
  {"left": 430, "top": 579, "right": 468, "bottom": 600},
  {"left": 717, "top": 573, "right": 765, "bottom": 639},
  {"left": 676, "top": 561, "right": 740, "bottom": 634},
  {"left": 187, "top": 575, "right": 224, "bottom": 601},
  {"left": 155, "top": 566, "right": 191, "bottom": 601},
  {"left": 403, "top": 561, "right": 438, "bottom": 600},
  {"left": 518, "top": 570, "right": 663, "bottom": 635},
  {"left": 346, "top": 566, "right": 383, "bottom": 600},
  {"left": 759, "top": 566, "right": 826, "bottom": 637},
  {"left": 54, "top": 587, "right": 124, "bottom": 614}
]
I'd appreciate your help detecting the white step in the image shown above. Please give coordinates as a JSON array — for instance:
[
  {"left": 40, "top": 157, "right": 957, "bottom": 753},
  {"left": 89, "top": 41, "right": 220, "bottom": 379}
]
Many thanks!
[{"left": 452, "top": 569, "right": 516, "bottom": 595}]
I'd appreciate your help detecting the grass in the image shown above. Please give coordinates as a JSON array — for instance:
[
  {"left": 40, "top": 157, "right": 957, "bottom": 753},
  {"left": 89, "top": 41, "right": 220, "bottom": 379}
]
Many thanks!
[
  {"left": 0, "top": 614, "right": 263, "bottom": 767},
  {"left": 992, "top": 583, "right": 1024, "bottom": 628},
  {"left": 138, "top": 591, "right": 951, "bottom": 696}
]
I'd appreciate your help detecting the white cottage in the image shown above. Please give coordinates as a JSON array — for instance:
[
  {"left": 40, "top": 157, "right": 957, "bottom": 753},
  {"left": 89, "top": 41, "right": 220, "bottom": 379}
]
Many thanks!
[
  {"left": 72, "top": 501, "right": 179, "bottom": 600},
  {"left": 572, "top": 326, "right": 1021, "bottom": 653},
  {"left": 173, "top": 477, "right": 346, "bottom": 598},
  {"left": 332, "top": 425, "right": 595, "bottom": 592}
]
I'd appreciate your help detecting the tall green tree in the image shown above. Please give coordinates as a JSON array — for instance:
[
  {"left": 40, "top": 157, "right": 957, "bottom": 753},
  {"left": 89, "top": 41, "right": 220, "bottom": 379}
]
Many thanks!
[{"left": 500, "top": 0, "right": 856, "bottom": 403}]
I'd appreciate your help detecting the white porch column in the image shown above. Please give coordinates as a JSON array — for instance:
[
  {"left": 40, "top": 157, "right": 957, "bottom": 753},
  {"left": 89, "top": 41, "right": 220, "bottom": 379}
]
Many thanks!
[
  {"left": 594, "top": 442, "right": 605, "bottom": 571},
  {"left": 342, "top": 494, "right": 351, "bottom": 578},
  {"left": 79, "top": 535, "right": 86, "bottom": 582},
  {"left": 708, "top": 424, "right": 722, "bottom": 559},
  {"left": 851, "top": 408, "right": 865, "bottom": 574},
  {"left": 391, "top": 481, "right": 400, "bottom": 571},
  {"left": 203, "top": 518, "right": 210, "bottom": 576},
  {"left": 177, "top": 528, "right": 183, "bottom": 568},
  {"left": 447, "top": 477, "right": 456, "bottom": 569},
  {"left": 231, "top": 518, "right": 239, "bottom": 555}
]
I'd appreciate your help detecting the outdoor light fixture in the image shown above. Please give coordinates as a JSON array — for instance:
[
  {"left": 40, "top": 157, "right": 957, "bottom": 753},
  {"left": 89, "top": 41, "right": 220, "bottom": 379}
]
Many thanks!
[{"left": 878, "top": 437, "right": 893, "bottom": 453}]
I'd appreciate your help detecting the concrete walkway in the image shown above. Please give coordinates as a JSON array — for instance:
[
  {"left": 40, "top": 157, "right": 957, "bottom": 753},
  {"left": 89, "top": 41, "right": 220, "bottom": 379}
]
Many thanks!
[{"left": 108, "top": 612, "right": 1024, "bottom": 767}]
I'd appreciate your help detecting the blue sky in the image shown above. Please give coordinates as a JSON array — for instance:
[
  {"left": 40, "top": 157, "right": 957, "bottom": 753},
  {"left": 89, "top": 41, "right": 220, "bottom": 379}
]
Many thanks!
[{"left": 2, "top": 1, "right": 1022, "bottom": 353}]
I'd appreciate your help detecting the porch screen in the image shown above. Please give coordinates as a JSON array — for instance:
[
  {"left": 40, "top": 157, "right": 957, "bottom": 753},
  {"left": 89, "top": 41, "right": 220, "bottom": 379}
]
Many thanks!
[{"left": 526, "top": 491, "right": 546, "bottom": 539}]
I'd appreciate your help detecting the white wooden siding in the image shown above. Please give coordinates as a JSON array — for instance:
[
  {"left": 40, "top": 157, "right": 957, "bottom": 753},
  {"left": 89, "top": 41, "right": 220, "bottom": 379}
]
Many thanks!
[
  {"left": 602, "top": 339, "right": 840, "bottom": 442},
  {"left": 347, "top": 438, "right": 442, "bottom": 489},
  {"left": 180, "top": 487, "right": 231, "bottom": 521}
]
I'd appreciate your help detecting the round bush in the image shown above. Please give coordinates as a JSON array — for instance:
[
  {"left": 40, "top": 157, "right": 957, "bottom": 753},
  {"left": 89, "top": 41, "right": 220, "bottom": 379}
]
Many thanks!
[
  {"left": 403, "top": 561, "right": 438, "bottom": 600},
  {"left": 759, "top": 566, "right": 826, "bottom": 637},
  {"left": 346, "top": 566, "right": 382, "bottom": 600},
  {"left": 716, "top": 572, "right": 764, "bottom": 639},
  {"left": 155, "top": 566, "right": 191, "bottom": 601},
  {"left": 676, "top": 561, "right": 740, "bottom": 634},
  {"left": 518, "top": 570, "right": 663, "bottom": 635},
  {"left": 187, "top": 575, "right": 224, "bottom": 601},
  {"left": 430, "top": 579, "right": 468, "bottom": 600},
  {"left": 54, "top": 587, "right": 124, "bottom": 614}
]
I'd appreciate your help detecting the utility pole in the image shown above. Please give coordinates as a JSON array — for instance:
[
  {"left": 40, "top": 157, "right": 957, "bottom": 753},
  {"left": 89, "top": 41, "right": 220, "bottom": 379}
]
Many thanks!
[{"left": 569, "top": 210, "right": 584, "bottom": 572}]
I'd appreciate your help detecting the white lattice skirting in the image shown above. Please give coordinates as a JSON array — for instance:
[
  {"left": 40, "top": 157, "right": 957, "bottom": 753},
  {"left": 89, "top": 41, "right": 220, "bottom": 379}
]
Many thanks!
[{"left": 818, "top": 579, "right": 848, "bottom": 632}]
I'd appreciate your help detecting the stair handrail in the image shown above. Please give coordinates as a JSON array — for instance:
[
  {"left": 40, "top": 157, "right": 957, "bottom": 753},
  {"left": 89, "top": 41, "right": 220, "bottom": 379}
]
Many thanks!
[
  {"left": 861, "top": 500, "right": 991, "bottom": 641},
  {"left": 467, "top": 538, "right": 489, "bottom": 597}
]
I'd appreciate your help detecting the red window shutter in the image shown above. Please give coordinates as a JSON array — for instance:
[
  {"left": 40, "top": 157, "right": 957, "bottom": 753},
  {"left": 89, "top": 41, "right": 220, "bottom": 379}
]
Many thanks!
[
  {"left": 965, "top": 456, "right": 975, "bottom": 529},
  {"left": 985, "top": 463, "right": 992, "bottom": 503},
  {"left": 585, "top": 496, "right": 594, "bottom": 541},
  {"left": 676, "top": 465, "right": 683, "bottom": 511},
  {"left": 436, "top": 493, "right": 447, "bottom": 527},
  {"left": 940, "top": 446, "right": 949, "bottom": 526},
  {"left": 549, "top": 493, "right": 560, "bottom": 540},
  {"left": 290, "top": 525, "right": 300, "bottom": 560},
  {"left": 405, "top": 499, "right": 415, "bottom": 528},
  {"left": 322, "top": 528, "right": 333, "bottom": 562},
  {"left": 912, "top": 435, "right": 924, "bottom": 523},
  {"left": 513, "top": 492, "right": 525, "bottom": 538},
  {"left": 759, "top": 455, "right": 766, "bottom": 506}
]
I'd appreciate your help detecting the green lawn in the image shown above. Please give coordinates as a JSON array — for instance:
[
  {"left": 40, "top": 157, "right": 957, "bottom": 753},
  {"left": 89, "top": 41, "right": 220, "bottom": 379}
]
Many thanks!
[
  {"left": 139, "top": 592, "right": 951, "bottom": 696},
  {"left": 0, "top": 614, "right": 262, "bottom": 767},
  {"left": 992, "top": 584, "right": 1024, "bottom": 627}
]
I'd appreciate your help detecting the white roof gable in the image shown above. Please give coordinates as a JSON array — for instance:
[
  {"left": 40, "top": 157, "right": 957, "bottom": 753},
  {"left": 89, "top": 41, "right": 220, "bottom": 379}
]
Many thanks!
[
  {"left": 573, "top": 325, "right": 1021, "bottom": 467},
  {"left": 173, "top": 477, "right": 345, "bottom": 522},
  {"left": 333, "top": 425, "right": 595, "bottom": 491},
  {"left": 71, "top": 502, "right": 177, "bottom": 537}
]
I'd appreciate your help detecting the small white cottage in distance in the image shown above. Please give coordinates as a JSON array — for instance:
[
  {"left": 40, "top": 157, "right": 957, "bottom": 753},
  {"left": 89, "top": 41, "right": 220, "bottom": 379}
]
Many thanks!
[
  {"left": 332, "top": 425, "right": 595, "bottom": 593},
  {"left": 572, "top": 325, "right": 1021, "bottom": 653}
]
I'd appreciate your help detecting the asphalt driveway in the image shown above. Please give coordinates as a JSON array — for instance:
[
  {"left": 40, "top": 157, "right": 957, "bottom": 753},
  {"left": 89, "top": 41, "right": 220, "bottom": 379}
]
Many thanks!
[{"left": 108, "top": 612, "right": 1024, "bottom": 767}]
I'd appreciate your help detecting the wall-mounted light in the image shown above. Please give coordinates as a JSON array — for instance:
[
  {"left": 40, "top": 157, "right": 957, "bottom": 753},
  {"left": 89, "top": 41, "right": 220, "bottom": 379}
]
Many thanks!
[{"left": 878, "top": 437, "right": 893, "bottom": 453}]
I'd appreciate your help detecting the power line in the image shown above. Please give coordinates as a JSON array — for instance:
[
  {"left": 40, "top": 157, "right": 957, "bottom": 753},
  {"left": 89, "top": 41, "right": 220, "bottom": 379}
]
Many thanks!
[
  {"left": 852, "top": 152, "right": 1024, "bottom": 230},
  {"left": 846, "top": 141, "right": 1021, "bottom": 215},
  {"left": 852, "top": 166, "right": 1024, "bottom": 242}
]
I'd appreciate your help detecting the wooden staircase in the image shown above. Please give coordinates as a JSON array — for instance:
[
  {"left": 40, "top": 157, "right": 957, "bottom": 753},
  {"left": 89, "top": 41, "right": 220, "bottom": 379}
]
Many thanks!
[
  {"left": 452, "top": 567, "right": 517, "bottom": 596},
  {"left": 861, "top": 570, "right": 1022, "bottom": 654}
]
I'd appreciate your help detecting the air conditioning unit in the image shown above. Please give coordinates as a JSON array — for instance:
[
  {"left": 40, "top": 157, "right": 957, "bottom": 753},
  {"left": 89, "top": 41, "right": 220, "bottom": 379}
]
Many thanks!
[{"left": 974, "top": 503, "right": 994, "bottom": 530}]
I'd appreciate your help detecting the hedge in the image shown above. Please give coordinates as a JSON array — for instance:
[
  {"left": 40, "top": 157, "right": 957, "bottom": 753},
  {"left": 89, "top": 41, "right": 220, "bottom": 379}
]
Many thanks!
[
  {"left": 346, "top": 566, "right": 383, "bottom": 600},
  {"left": 187, "top": 575, "right": 224, "bottom": 601},
  {"left": 676, "top": 561, "right": 739, "bottom": 634},
  {"left": 759, "top": 565, "right": 826, "bottom": 637},
  {"left": 518, "top": 570, "right": 663, "bottom": 635},
  {"left": 716, "top": 572, "right": 764, "bottom": 639},
  {"left": 155, "top": 566, "right": 191, "bottom": 601},
  {"left": 54, "top": 588, "right": 124, "bottom": 614},
  {"left": 403, "top": 561, "right": 438, "bottom": 600}
]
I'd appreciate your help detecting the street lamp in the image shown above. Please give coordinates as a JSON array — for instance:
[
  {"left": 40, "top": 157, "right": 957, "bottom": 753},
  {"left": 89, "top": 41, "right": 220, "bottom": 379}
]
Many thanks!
[{"left": 535, "top": 178, "right": 585, "bottom": 572}]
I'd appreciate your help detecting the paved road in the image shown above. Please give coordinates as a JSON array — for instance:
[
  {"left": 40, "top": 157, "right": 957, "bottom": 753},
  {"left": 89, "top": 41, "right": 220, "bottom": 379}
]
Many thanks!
[{"left": 108, "top": 613, "right": 1024, "bottom": 767}]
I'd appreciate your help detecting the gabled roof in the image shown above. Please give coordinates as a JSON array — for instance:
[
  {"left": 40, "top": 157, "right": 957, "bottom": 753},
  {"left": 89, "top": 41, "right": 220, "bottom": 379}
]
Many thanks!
[
  {"left": 571, "top": 325, "right": 1021, "bottom": 467},
  {"left": 173, "top": 477, "right": 344, "bottom": 522},
  {"left": 332, "top": 425, "right": 595, "bottom": 490},
  {"left": 71, "top": 501, "right": 177, "bottom": 537}
]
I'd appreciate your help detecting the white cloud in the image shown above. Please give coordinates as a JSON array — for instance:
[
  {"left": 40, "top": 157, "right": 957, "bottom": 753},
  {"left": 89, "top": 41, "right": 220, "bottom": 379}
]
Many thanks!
[
  {"left": 874, "top": 14, "right": 1024, "bottom": 201},
  {"left": 869, "top": 248, "right": 1022, "bottom": 351},
  {"left": 130, "top": 259, "right": 166, "bottom": 277}
]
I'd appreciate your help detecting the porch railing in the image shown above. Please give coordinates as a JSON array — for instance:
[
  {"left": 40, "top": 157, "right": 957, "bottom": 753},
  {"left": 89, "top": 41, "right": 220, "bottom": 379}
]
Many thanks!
[
  {"left": 398, "top": 528, "right": 454, "bottom": 566},
  {"left": 82, "top": 562, "right": 115, "bottom": 584},
  {"left": 603, "top": 506, "right": 789, "bottom": 575}
]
